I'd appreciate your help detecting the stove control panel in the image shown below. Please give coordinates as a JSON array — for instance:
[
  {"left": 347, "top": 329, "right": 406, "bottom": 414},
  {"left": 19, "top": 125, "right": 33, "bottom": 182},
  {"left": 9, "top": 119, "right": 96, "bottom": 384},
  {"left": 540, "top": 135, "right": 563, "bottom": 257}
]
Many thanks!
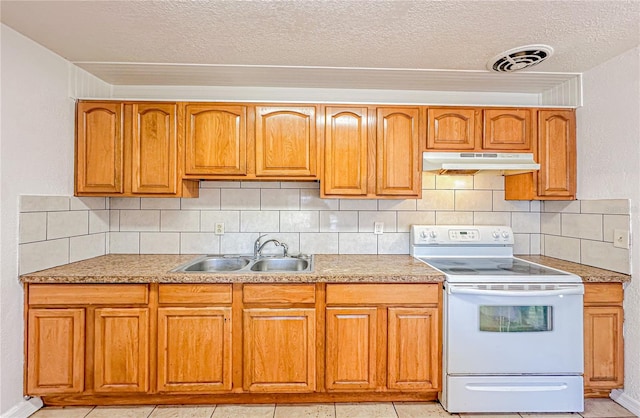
[{"left": 411, "top": 225, "right": 514, "bottom": 245}]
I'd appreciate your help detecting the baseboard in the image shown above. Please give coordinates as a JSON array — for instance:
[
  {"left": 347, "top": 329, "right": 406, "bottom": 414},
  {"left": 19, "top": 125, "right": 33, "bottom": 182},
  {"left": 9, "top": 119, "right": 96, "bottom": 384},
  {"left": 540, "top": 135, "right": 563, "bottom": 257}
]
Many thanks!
[
  {"left": 0, "top": 398, "right": 43, "bottom": 418},
  {"left": 611, "top": 389, "right": 640, "bottom": 417}
]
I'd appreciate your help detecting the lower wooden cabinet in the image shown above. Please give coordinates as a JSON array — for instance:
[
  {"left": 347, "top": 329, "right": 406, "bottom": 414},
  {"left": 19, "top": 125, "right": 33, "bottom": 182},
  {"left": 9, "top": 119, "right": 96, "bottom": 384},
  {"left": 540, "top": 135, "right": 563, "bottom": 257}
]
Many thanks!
[
  {"left": 243, "top": 308, "right": 316, "bottom": 393},
  {"left": 93, "top": 308, "right": 149, "bottom": 393},
  {"left": 25, "top": 281, "right": 623, "bottom": 403},
  {"left": 584, "top": 283, "right": 624, "bottom": 397},
  {"left": 27, "top": 308, "right": 85, "bottom": 395},
  {"left": 387, "top": 307, "right": 439, "bottom": 390},
  {"left": 325, "top": 307, "right": 378, "bottom": 391},
  {"left": 157, "top": 307, "right": 232, "bottom": 392}
]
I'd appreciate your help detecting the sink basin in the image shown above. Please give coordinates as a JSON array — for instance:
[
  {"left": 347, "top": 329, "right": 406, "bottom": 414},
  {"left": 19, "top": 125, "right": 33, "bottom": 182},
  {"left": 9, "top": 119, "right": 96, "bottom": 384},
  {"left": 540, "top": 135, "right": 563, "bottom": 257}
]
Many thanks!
[
  {"left": 174, "top": 256, "right": 251, "bottom": 272},
  {"left": 172, "top": 255, "right": 313, "bottom": 273},
  {"left": 249, "top": 258, "right": 310, "bottom": 272}
]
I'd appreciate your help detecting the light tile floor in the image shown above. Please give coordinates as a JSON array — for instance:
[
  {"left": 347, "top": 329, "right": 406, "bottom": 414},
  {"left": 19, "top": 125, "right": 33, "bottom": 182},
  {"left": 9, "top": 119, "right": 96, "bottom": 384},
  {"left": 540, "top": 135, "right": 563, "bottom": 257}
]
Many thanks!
[{"left": 31, "top": 399, "right": 637, "bottom": 418}]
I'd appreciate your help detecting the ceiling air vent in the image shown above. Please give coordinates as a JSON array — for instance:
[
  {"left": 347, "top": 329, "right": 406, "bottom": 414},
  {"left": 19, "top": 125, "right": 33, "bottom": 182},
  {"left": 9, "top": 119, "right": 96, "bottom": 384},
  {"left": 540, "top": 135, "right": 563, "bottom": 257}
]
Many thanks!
[{"left": 487, "top": 45, "right": 554, "bottom": 73}]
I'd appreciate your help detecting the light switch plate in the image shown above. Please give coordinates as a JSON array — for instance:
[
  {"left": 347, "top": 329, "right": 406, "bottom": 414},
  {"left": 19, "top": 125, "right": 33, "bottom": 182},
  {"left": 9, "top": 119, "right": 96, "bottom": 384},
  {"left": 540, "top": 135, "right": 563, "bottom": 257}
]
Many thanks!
[
  {"left": 374, "top": 222, "right": 384, "bottom": 235},
  {"left": 613, "top": 229, "right": 629, "bottom": 249}
]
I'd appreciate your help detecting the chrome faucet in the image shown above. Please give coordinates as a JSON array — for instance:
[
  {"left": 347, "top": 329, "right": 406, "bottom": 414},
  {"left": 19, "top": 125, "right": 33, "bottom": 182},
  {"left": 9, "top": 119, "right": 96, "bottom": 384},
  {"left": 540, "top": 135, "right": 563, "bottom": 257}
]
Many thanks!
[{"left": 253, "top": 234, "right": 288, "bottom": 258}]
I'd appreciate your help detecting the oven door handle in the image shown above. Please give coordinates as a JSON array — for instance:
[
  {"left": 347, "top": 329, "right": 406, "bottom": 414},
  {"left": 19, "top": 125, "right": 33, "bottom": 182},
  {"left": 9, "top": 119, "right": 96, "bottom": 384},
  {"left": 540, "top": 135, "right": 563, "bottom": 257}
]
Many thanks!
[{"left": 448, "top": 287, "right": 584, "bottom": 297}]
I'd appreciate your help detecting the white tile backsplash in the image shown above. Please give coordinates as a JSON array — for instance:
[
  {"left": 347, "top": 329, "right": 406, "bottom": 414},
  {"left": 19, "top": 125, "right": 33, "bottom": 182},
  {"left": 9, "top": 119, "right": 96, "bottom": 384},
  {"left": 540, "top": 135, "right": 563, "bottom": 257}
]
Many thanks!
[
  {"left": 338, "top": 233, "right": 377, "bottom": 254},
  {"left": 280, "top": 211, "right": 319, "bottom": 232},
  {"left": 89, "top": 210, "right": 110, "bottom": 234},
  {"left": 261, "top": 189, "right": 300, "bottom": 210},
  {"left": 560, "top": 213, "right": 603, "bottom": 240},
  {"left": 300, "top": 189, "right": 339, "bottom": 211},
  {"left": 20, "top": 195, "right": 69, "bottom": 212},
  {"left": 220, "top": 188, "right": 261, "bottom": 210},
  {"left": 417, "top": 190, "right": 455, "bottom": 211},
  {"left": 109, "top": 232, "right": 140, "bottom": 253},
  {"left": 241, "top": 211, "right": 280, "bottom": 232},
  {"left": 47, "top": 211, "right": 89, "bottom": 239},
  {"left": 140, "top": 232, "right": 180, "bottom": 254},
  {"left": 160, "top": 210, "right": 200, "bottom": 232},
  {"left": 455, "top": 190, "right": 493, "bottom": 211},
  {"left": 70, "top": 233, "right": 106, "bottom": 263},
  {"left": 120, "top": 210, "right": 161, "bottom": 232},
  {"left": 358, "top": 211, "right": 396, "bottom": 233},
  {"left": 20, "top": 182, "right": 629, "bottom": 272},
  {"left": 20, "top": 238, "right": 69, "bottom": 274},
  {"left": 180, "top": 233, "right": 220, "bottom": 254},
  {"left": 319, "top": 211, "right": 359, "bottom": 233},
  {"left": 19, "top": 212, "right": 47, "bottom": 243}
]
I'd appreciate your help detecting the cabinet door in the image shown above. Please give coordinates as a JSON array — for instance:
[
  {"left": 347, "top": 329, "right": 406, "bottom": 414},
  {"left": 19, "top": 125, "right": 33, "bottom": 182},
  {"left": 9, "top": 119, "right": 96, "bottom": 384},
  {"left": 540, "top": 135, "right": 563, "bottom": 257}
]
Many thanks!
[
  {"left": 255, "top": 106, "right": 316, "bottom": 177},
  {"left": 243, "top": 308, "right": 316, "bottom": 392},
  {"left": 184, "top": 104, "right": 247, "bottom": 176},
  {"left": 427, "top": 108, "right": 480, "bottom": 150},
  {"left": 323, "top": 107, "right": 369, "bottom": 196},
  {"left": 325, "top": 307, "right": 377, "bottom": 391},
  {"left": 537, "top": 110, "right": 576, "bottom": 198},
  {"left": 157, "top": 307, "right": 232, "bottom": 392},
  {"left": 76, "top": 102, "right": 123, "bottom": 194},
  {"left": 376, "top": 107, "right": 421, "bottom": 197},
  {"left": 483, "top": 109, "right": 533, "bottom": 151},
  {"left": 27, "top": 309, "right": 85, "bottom": 394},
  {"left": 130, "top": 103, "right": 177, "bottom": 194},
  {"left": 584, "top": 306, "right": 624, "bottom": 390},
  {"left": 387, "top": 307, "right": 439, "bottom": 391},
  {"left": 94, "top": 308, "right": 149, "bottom": 393}
]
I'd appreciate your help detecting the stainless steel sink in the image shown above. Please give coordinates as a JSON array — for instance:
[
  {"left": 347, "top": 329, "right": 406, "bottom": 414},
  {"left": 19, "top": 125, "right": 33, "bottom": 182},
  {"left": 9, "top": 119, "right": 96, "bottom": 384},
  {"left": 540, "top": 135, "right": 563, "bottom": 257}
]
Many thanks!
[
  {"left": 249, "top": 258, "right": 309, "bottom": 272},
  {"left": 179, "top": 256, "right": 252, "bottom": 272},
  {"left": 171, "top": 255, "right": 313, "bottom": 273}
]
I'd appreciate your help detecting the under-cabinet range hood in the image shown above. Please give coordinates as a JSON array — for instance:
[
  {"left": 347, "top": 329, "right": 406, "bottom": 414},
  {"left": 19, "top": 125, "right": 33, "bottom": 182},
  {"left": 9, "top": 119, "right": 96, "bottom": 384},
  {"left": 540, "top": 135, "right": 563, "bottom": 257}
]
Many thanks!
[{"left": 422, "top": 152, "right": 540, "bottom": 175}]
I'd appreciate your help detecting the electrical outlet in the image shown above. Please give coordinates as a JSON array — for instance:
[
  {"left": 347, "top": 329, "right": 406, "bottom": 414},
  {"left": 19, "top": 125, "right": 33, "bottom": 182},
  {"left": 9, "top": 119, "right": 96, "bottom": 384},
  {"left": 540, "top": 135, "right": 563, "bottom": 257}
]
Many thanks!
[
  {"left": 215, "top": 222, "right": 225, "bottom": 235},
  {"left": 613, "top": 229, "right": 629, "bottom": 249},
  {"left": 374, "top": 222, "right": 384, "bottom": 235}
]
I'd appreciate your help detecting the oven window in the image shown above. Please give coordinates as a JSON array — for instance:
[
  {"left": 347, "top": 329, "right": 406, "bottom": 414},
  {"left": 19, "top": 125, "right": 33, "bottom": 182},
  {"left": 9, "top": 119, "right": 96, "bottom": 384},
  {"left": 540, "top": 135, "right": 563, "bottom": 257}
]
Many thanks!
[{"left": 479, "top": 305, "right": 552, "bottom": 332}]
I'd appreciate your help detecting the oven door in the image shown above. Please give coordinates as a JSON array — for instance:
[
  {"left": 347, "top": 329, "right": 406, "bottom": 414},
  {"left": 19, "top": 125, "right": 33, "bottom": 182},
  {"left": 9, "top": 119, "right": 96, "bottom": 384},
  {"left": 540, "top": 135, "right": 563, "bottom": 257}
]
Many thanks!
[{"left": 445, "top": 282, "right": 584, "bottom": 375}]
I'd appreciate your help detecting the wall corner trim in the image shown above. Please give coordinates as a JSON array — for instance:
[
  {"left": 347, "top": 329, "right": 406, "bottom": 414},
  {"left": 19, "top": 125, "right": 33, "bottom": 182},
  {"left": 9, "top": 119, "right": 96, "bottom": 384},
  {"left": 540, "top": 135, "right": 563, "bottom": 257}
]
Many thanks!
[
  {"left": 610, "top": 389, "right": 640, "bottom": 417},
  {"left": 0, "top": 397, "right": 43, "bottom": 418}
]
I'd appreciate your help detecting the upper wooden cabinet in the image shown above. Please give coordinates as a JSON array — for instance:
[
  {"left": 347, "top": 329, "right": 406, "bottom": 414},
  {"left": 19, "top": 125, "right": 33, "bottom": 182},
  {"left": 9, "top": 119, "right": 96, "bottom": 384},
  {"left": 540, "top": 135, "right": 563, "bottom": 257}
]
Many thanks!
[
  {"left": 255, "top": 106, "right": 317, "bottom": 177},
  {"left": 184, "top": 104, "right": 247, "bottom": 176},
  {"left": 76, "top": 101, "right": 198, "bottom": 198},
  {"left": 182, "top": 104, "right": 318, "bottom": 180},
  {"left": 323, "top": 107, "right": 369, "bottom": 196},
  {"left": 427, "top": 107, "right": 480, "bottom": 150},
  {"left": 76, "top": 102, "right": 123, "bottom": 194},
  {"left": 376, "top": 107, "right": 422, "bottom": 196},
  {"left": 427, "top": 107, "right": 533, "bottom": 153},
  {"left": 322, "top": 106, "right": 422, "bottom": 199},
  {"left": 483, "top": 108, "right": 533, "bottom": 151},
  {"left": 505, "top": 109, "right": 576, "bottom": 200}
]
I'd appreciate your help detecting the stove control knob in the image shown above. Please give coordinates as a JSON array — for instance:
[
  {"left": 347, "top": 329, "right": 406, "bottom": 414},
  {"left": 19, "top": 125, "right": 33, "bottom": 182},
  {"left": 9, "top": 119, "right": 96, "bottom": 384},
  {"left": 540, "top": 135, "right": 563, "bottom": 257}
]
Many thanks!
[
  {"left": 420, "top": 231, "right": 428, "bottom": 239},
  {"left": 492, "top": 231, "right": 500, "bottom": 239},
  {"left": 429, "top": 230, "right": 437, "bottom": 239},
  {"left": 501, "top": 231, "right": 510, "bottom": 239}
]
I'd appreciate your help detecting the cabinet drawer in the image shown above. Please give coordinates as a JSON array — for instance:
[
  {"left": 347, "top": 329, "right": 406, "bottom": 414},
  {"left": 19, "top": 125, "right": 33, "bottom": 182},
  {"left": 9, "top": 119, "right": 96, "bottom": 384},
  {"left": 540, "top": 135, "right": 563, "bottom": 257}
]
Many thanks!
[
  {"left": 29, "top": 284, "right": 148, "bottom": 305},
  {"left": 159, "top": 284, "right": 232, "bottom": 305},
  {"left": 584, "top": 283, "right": 623, "bottom": 305},
  {"left": 243, "top": 284, "right": 315, "bottom": 304},
  {"left": 326, "top": 284, "right": 439, "bottom": 305}
]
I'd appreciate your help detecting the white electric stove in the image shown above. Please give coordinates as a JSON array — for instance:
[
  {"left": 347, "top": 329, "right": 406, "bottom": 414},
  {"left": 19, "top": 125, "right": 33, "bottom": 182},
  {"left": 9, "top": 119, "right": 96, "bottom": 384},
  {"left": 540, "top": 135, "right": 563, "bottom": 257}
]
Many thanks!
[{"left": 411, "top": 225, "right": 584, "bottom": 413}]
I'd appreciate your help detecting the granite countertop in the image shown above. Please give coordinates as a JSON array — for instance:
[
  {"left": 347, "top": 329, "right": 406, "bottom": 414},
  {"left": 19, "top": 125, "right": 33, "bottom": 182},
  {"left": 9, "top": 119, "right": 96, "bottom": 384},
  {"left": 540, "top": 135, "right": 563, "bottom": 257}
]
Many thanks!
[
  {"left": 20, "top": 254, "right": 446, "bottom": 284},
  {"left": 517, "top": 255, "right": 631, "bottom": 283},
  {"left": 20, "top": 254, "right": 630, "bottom": 285}
]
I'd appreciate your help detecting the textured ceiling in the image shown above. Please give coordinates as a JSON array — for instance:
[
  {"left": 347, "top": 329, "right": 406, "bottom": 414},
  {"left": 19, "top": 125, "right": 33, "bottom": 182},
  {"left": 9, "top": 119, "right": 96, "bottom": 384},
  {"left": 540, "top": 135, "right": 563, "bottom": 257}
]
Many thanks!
[{"left": 2, "top": 0, "right": 639, "bottom": 89}]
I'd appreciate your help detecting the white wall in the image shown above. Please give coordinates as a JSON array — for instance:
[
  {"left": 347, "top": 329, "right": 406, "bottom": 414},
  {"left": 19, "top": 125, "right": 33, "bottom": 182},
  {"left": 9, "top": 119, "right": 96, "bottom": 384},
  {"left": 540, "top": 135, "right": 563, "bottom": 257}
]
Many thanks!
[
  {"left": 0, "top": 25, "right": 109, "bottom": 415},
  {"left": 576, "top": 46, "right": 640, "bottom": 408}
]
